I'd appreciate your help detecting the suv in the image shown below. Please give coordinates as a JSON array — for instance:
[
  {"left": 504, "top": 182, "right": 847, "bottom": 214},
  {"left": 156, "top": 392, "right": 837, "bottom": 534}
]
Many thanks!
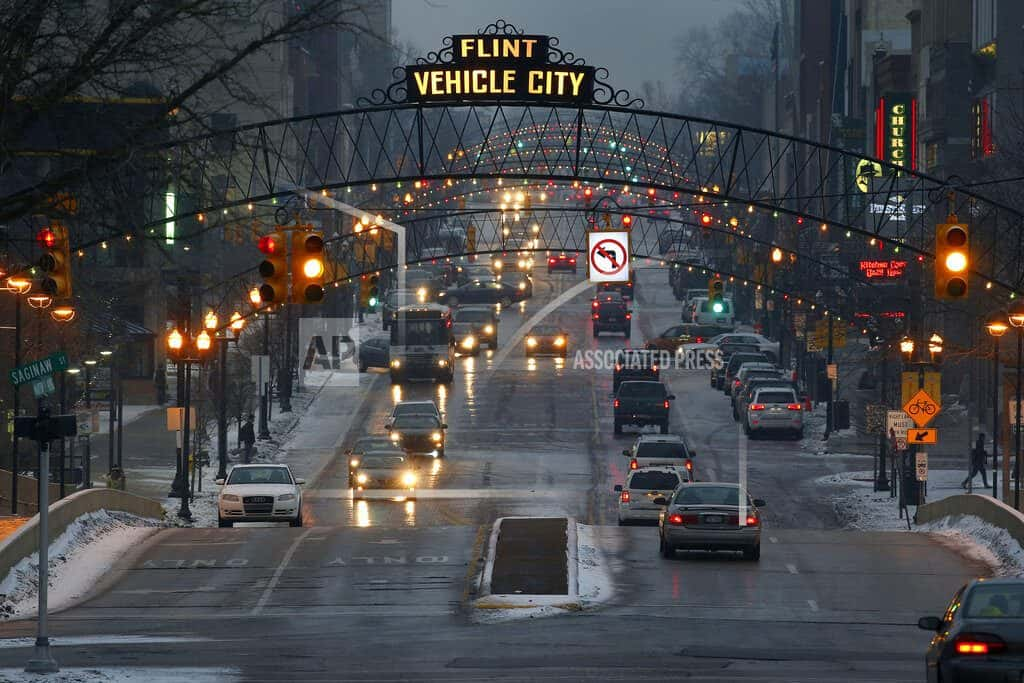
[
  {"left": 622, "top": 433, "right": 695, "bottom": 471},
  {"left": 598, "top": 281, "right": 634, "bottom": 301},
  {"left": 613, "top": 349, "right": 660, "bottom": 391},
  {"left": 745, "top": 386, "right": 803, "bottom": 439},
  {"left": 711, "top": 343, "right": 759, "bottom": 389},
  {"left": 726, "top": 362, "right": 778, "bottom": 398},
  {"left": 452, "top": 305, "right": 498, "bottom": 354},
  {"left": 613, "top": 381, "right": 675, "bottom": 435},
  {"left": 734, "top": 377, "right": 799, "bottom": 421},
  {"left": 722, "top": 352, "right": 772, "bottom": 395},
  {"left": 614, "top": 466, "right": 692, "bottom": 525},
  {"left": 593, "top": 296, "right": 631, "bottom": 337}
]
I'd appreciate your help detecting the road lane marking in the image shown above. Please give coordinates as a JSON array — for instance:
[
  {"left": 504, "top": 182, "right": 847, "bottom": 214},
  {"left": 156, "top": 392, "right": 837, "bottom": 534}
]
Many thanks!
[
  {"left": 161, "top": 541, "right": 247, "bottom": 547},
  {"left": 769, "top": 536, "right": 778, "bottom": 544},
  {"left": 251, "top": 527, "right": 314, "bottom": 615},
  {"left": 369, "top": 539, "right": 401, "bottom": 544},
  {"left": 807, "top": 599, "right": 819, "bottom": 611},
  {"left": 786, "top": 563, "right": 798, "bottom": 574}
]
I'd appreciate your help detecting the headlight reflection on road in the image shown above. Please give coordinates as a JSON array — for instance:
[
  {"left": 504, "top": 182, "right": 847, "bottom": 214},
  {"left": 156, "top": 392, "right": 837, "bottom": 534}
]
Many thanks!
[
  {"left": 436, "top": 383, "right": 447, "bottom": 414},
  {"left": 527, "top": 358, "right": 537, "bottom": 373},
  {"left": 554, "top": 357, "right": 565, "bottom": 370},
  {"left": 355, "top": 499, "right": 371, "bottom": 528},
  {"left": 404, "top": 500, "right": 416, "bottom": 525},
  {"left": 391, "top": 385, "right": 402, "bottom": 403}
]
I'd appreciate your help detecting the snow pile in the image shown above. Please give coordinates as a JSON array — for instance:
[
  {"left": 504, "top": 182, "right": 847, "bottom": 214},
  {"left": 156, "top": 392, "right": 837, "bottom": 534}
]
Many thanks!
[
  {"left": 575, "top": 523, "right": 614, "bottom": 607},
  {"left": 0, "top": 511, "right": 160, "bottom": 619},
  {"left": 0, "top": 667, "right": 238, "bottom": 682},
  {"left": 922, "top": 515, "right": 1024, "bottom": 575}
]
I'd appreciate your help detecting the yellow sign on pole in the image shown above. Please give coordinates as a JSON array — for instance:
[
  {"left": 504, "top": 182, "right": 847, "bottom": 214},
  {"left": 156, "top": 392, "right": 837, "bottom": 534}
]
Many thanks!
[
  {"left": 903, "top": 389, "right": 940, "bottom": 428},
  {"left": 901, "top": 371, "right": 941, "bottom": 407},
  {"left": 907, "top": 427, "right": 937, "bottom": 444}
]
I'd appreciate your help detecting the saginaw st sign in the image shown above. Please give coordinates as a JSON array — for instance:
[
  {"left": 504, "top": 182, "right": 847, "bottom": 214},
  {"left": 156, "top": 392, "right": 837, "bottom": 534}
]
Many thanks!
[{"left": 406, "top": 34, "right": 595, "bottom": 104}]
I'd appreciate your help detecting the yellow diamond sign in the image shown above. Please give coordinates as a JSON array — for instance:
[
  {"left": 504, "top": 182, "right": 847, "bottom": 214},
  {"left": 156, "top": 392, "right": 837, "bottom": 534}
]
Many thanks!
[{"left": 902, "top": 389, "right": 940, "bottom": 428}]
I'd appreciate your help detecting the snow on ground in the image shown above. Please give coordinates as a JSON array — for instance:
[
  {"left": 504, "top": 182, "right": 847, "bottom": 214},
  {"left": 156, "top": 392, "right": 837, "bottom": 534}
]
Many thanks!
[
  {"left": 0, "top": 511, "right": 161, "bottom": 619},
  {"left": 819, "top": 467, "right": 1024, "bottom": 575},
  {"left": 576, "top": 523, "right": 614, "bottom": 608},
  {"left": 0, "top": 667, "right": 238, "bottom": 682},
  {"left": 91, "top": 405, "right": 159, "bottom": 436}
]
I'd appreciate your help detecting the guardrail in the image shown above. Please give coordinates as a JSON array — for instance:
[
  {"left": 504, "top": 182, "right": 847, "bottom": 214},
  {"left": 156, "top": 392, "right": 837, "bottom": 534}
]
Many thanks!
[
  {"left": 916, "top": 493, "right": 1024, "bottom": 544},
  {"left": 0, "top": 488, "right": 164, "bottom": 585}
]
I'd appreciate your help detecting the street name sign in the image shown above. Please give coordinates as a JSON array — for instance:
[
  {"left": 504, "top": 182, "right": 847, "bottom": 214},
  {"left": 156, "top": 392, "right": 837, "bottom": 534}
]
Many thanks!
[{"left": 9, "top": 352, "right": 69, "bottom": 387}]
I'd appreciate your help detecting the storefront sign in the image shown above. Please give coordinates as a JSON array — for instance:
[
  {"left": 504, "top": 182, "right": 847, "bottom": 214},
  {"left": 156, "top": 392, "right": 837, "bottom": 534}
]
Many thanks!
[
  {"left": 875, "top": 94, "right": 917, "bottom": 171},
  {"left": 858, "top": 259, "right": 907, "bottom": 279}
]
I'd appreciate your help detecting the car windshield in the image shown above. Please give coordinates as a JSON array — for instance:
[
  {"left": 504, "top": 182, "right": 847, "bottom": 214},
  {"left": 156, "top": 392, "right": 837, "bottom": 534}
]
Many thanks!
[
  {"left": 616, "top": 351, "right": 655, "bottom": 368},
  {"left": 393, "top": 403, "right": 437, "bottom": 417},
  {"left": 728, "top": 354, "right": 768, "bottom": 372},
  {"left": 628, "top": 471, "right": 680, "bottom": 490},
  {"left": 756, "top": 390, "right": 797, "bottom": 404},
  {"left": 699, "top": 301, "right": 732, "bottom": 313},
  {"left": 361, "top": 455, "right": 405, "bottom": 469},
  {"left": 618, "top": 382, "right": 665, "bottom": 398},
  {"left": 635, "top": 442, "right": 687, "bottom": 459},
  {"left": 393, "top": 415, "right": 441, "bottom": 430},
  {"left": 454, "top": 310, "right": 492, "bottom": 323},
  {"left": 352, "top": 437, "right": 393, "bottom": 452},
  {"left": 675, "top": 486, "right": 742, "bottom": 506},
  {"left": 227, "top": 467, "right": 292, "bottom": 485},
  {"left": 743, "top": 371, "right": 782, "bottom": 382},
  {"left": 531, "top": 325, "right": 562, "bottom": 336},
  {"left": 964, "top": 584, "right": 1024, "bottom": 618}
]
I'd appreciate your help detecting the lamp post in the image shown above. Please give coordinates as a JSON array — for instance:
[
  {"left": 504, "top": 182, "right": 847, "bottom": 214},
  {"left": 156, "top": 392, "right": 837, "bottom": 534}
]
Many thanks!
[
  {"left": 987, "top": 316, "right": 1009, "bottom": 499},
  {"left": 1009, "top": 302, "right": 1024, "bottom": 508},
  {"left": 208, "top": 311, "right": 246, "bottom": 482},
  {"left": 82, "top": 359, "right": 97, "bottom": 489},
  {"left": 250, "top": 288, "right": 272, "bottom": 440},
  {"left": 99, "top": 349, "right": 115, "bottom": 476},
  {"left": 166, "top": 327, "right": 214, "bottom": 520}
]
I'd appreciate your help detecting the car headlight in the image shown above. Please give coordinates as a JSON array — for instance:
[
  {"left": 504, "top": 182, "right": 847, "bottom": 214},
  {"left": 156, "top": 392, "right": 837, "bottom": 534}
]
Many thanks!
[
  {"left": 417, "top": 287, "right": 427, "bottom": 301},
  {"left": 390, "top": 431, "right": 401, "bottom": 442},
  {"left": 438, "top": 359, "right": 448, "bottom": 367},
  {"left": 390, "top": 359, "right": 401, "bottom": 368},
  {"left": 277, "top": 493, "right": 296, "bottom": 502},
  {"left": 554, "top": 336, "right": 565, "bottom": 347},
  {"left": 517, "top": 259, "right": 526, "bottom": 268},
  {"left": 527, "top": 337, "right": 537, "bottom": 347},
  {"left": 493, "top": 260, "right": 503, "bottom": 270},
  {"left": 484, "top": 325, "right": 494, "bottom": 335},
  {"left": 350, "top": 458, "right": 360, "bottom": 467},
  {"left": 356, "top": 473, "right": 368, "bottom": 484},
  {"left": 221, "top": 494, "right": 240, "bottom": 502},
  {"left": 401, "top": 471, "right": 417, "bottom": 487},
  {"left": 462, "top": 335, "right": 476, "bottom": 349},
  {"left": 518, "top": 282, "right": 527, "bottom": 290},
  {"left": 431, "top": 431, "right": 442, "bottom": 442}
]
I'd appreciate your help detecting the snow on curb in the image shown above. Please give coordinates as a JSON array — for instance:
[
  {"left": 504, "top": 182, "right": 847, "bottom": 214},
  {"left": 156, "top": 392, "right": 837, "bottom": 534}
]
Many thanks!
[
  {"left": 0, "top": 511, "right": 160, "bottom": 619},
  {"left": 921, "top": 515, "right": 1024, "bottom": 575},
  {"left": 0, "top": 667, "right": 239, "bottom": 682}
]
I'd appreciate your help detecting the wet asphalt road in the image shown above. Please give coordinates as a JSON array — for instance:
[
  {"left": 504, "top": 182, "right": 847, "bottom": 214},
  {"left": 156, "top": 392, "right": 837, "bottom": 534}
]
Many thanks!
[{"left": 0, "top": 267, "right": 985, "bottom": 681}]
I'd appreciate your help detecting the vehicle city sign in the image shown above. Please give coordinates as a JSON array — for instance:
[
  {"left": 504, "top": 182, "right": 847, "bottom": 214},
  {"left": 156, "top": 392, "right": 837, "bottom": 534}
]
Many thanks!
[
  {"left": 405, "top": 33, "right": 595, "bottom": 104},
  {"left": 903, "top": 389, "right": 940, "bottom": 428},
  {"left": 587, "top": 231, "right": 630, "bottom": 283}
]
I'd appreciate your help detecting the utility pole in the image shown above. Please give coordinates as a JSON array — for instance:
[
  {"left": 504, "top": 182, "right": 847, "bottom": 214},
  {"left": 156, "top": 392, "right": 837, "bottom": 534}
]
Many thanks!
[
  {"left": 11, "top": 296, "right": 21, "bottom": 515},
  {"left": 824, "top": 314, "right": 834, "bottom": 439}
]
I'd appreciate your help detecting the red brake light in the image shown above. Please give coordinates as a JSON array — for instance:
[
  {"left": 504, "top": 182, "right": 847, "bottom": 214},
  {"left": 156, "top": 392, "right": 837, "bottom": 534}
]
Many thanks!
[
  {"left": 668, "top": 513, "right": 684, "bottom": 525},
  {"left": 592, "top": 300, "right": 599, "bottom": 308},
  {"left": 593, "top": 313, "right": 600, "bottom": 319},
  {"left": 620, "top": 490, "right": 630, "bottom": 503},
  {"left": 613, "top": 399, "right": 620, "bottom": 408},
  {"left": 685, "top": 459, "right": 693, "bottom": 471},
  {"left": 745, "top": 515, "right": 759, "bottom": 526},
  {"left": 625, "top": 313, "right": 632, "bottom": 320},
  {"left": 569, "top": 258, "right": 576, "bottom": 264},
  {"left": 750, "top": 404, "right": 765, "bottom": 411},
  {"left": 548, "top": 258, "right": 556, "bottom": 264},
  {"left": 954, "top": 634, "right": 1006, "bottom": 655},
  {"left": 695, "top": 337, "right": 704, "bottom": 343},
  {"left": 629, "top": 458, "right": 638, "bottom": 470},
  {"left": 663, "top": 400, "right": 670, "bottom": 409},
  {"left": 787, "top": 403, "right": 803, "bottom": 411}
]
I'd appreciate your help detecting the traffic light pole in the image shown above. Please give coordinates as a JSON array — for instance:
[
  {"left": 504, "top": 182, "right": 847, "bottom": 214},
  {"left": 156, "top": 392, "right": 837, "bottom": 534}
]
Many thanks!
[
  {"left": 825, "top": 315, "right": 834, "bottom": 439},
  {"left": 24, "top": 408, "right": 58, "bottom": 674},
  {"left": 11, "top": 295, "right": 21, "bottom": 515},
  {"left": 258, "top": 315, "right": 270, "bottom": 440},
  {"left": 216, "top": 337, "right": 228, "bottom": 481}
]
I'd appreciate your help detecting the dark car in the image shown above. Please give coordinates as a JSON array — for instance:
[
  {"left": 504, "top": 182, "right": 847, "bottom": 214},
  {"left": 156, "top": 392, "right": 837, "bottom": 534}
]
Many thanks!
[
  {"left": 343, "top": 436, "right": 403, "bottom": 486},
  {"left": 525, "top": 324, "right": 569, "bottom": 357},
  {"left": 722, "top": 352, "right": 773, "bottom": 396},
  {"left": 919, "top": 577, "right": 1024, "bottom": 682},
  {"left": 387, "top": 413, "right": 447, "bottom": 457},
  {"left": 357, "top": 336, "right": 390, "bottom": 372},
  {"left": 613, "top": 349, "right": 660, "bottom": 391},
  {"left": 452, "top": 305, "right": 498, "bottom": 354},
  {"left": 598, "top": 281, "right": 634, "bottom": 301},
  {"left": 613, "top": 380, "right": 674, "bottom": 435},
  {"left": 733, "top": 376, "right": 798, "bottom": 421},
  {"left": 456, "top": 264, "right": 495, "bottom": 285},
  {"left": 593, "top": 296, "right": 631, "bottom": 337},
  {"left": 503, "top": 271, "right": 533, "bottom": 298},
  {"left": 710, "top": 343, "right": 760, "bottom": 389},
  {"left": 437, "top": 279, "right": 521, "bottom": 307},
  {"left": 547, "top": 253, "right": 577, "bottom": 273}
]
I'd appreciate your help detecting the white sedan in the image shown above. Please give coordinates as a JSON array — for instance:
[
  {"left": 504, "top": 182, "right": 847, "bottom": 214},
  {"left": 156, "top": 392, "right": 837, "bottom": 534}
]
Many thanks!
[
  {"left": 216, "top": 464, "right": 305, "bottom": 528},
  {"left": 710, "top": 332, "right": 780, "bottom": 362}
]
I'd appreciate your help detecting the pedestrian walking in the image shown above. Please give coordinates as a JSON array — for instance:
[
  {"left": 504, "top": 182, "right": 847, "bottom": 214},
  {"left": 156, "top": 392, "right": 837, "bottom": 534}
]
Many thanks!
[
  {"left": 962, "top": 433, "right": 990, "bottom": 489},
  {"left": 240, "top": 414, "right": 256, "bottom": 464}
]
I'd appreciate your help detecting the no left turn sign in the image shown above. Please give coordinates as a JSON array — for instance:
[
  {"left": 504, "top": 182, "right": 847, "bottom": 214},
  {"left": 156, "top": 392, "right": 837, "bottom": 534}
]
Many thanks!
[{"left": 588, "top": 231, "right": 630, "bottom": 283}]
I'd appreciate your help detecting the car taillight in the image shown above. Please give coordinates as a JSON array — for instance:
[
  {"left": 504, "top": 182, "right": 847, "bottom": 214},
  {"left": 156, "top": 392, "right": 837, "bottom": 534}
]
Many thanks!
[
  {"left": 620, "top": 490, "right": 630, "bottom": 503},
  {"left": 745, "top": 515, "right": 759, "bottom": 526},
  {"left": 629, "top": 459, "right": 639, "bottom": 470},
  {"left": 685, "top": 459, "right": 693, "bottom": 471},
  {"left": 733, "top": 379, "right": 741, "bottom": 387},
  {"left": 750, "top": 403, "right": 765, "bottom": 411},
  {"left": 614, "top": 364, "right": 622, "bottom": 371},
  {"left": 651, "top": 365, "right": 658, "bottom": 372},
  {"left": 668, "top": 513, "right": 684, "bottom": 525},
  {"left": 787, "top": 403, "right": 803, "bottom": 411},
  {"left": 592, "top": 300, "right": 599, "bottom": 308},
  {"left": 695, "top": 336, "right": 704, "bottom": 343},
  {"left": 625, "top": 313, "right": 632, "bottom": 320},
  {"left": 593, "top": 313, "right": 600, "bottom": 319},
  {"left": 614, "top": 399, "right": 620, "bottom": 408},
  {"left": 569, "top": 258, "right": 576, "bottom": 264},
  {"left": 548, "top": 258, "right": 556, "bottom": 264},
  {"left": 663, "top": 400, "right": 670, "bottom": 409},
  {"left": 954, "top": 634, "right": 1007, "bottom": 655}
]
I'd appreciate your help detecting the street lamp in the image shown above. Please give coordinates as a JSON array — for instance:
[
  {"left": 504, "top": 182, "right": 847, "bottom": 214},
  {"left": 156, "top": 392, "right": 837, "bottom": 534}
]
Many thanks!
[
  {"left": 49, "top": 306, "right": 75, "bottom": 322},
  {"left": 771, "top": 247, "right": 783, "bottom": 264},
  {"left": 249, "top": 287, "right": 262, "bottom": 307},
  {"left": 1009, "top": 301, "right": 1024, "bottom": 508},
  {"left": 988, "top": 315, "right": 1009, "bottom": 499},
  {"left": 928, "top": 333, "right": 944, "bottom": 363},
  {"left": 165, "top": 327, "right": 214, "bottom": 520},
  {"left": 211, "top": 311, "right": 247, "bottom": 480},
  {"left": 899, "top": 336, "right": 915, "bottom": 360}
]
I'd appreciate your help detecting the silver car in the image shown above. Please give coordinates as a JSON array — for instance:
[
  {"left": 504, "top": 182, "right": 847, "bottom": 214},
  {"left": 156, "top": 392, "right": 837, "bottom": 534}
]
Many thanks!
[
  {"left": 657, "top": 483, "right": 765, "bottom": 561},
  {"left": 744, "top": 386, "right": 804, "bottom": 439},
  {"left": 614, "top": 466, "right": 692, "bottom": 525}
]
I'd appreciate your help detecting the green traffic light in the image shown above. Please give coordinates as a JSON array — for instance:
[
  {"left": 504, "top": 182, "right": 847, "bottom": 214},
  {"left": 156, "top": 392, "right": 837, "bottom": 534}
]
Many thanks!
[
  {"left": 712, "top": 301, "right": 724, "bottom": 313},
  {"left": 368, "top": 296, "right": 378, "bottom": 308}
]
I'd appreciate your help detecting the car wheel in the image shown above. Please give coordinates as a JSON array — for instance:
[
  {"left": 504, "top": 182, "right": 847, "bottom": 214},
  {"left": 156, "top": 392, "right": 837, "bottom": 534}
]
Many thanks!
[
  {"left": 794, "top": 428, "right": 804, "bottom": 440},
  {"left": 743, "top": 544, "right": 761, "bottom": 561},
  {"left": 613, "top": 419, "right": 623, "bottom": 435},
  {"left": 743, "top": 422, "right": 752, "bottom": 437},
  {"left": 290, "top": 510, "right": 303, "bottom": 528},
  {"left": 490, "top": 339, "right": 498, "bottom": 351},
  {"left": 731, "top": 407, "right": 738, "bottom": 421},
  {"left": 358, "top": 362, "right": 367, "bottom": 373},
  {"left": 617, "top": 517, "right": 627, "bottom": 526},
  {"left": 218, "top": 518, "right": 232, "bottom": 528},
  {"left": 659, "top": 421, "right": 669, "bottom": 435},
  {"left": 438, "top": 446, "right": 445, "bottom": 458},
  {"left": 660, "top": 533, "right": 675, "bottom": 559}
]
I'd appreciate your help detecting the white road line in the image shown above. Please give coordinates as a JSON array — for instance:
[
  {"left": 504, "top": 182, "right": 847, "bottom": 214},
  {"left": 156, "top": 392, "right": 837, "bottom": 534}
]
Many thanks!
[
  {"left": 769, "top": 536, "right": 779, "bottom": 544},
  {"left": 786, "top": 563, "right": 798, "bottom": 574},
  {"left": 807, "top": 599, "right": 819, "bottom": 611},
  {"left": 161, "top": 542, "right": 247, "bottom": 547},
  {"left": 251, "top": 527, "right": 314, "bottom": 615}
]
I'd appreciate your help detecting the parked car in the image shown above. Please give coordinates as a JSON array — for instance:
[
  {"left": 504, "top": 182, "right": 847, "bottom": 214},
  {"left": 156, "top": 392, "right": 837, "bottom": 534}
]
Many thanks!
[
  {"left": 710, "top": 343, "right": 760, "bottom": 389},
  {"left": 722, "top": 351, "right": 772, "bottom": 395},
  {"left": 613, "top": 380, "right": 674, "bottom": 435}
]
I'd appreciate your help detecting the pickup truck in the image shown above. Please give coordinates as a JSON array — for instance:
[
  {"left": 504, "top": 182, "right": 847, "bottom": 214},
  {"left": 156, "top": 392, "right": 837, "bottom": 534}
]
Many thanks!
[{"left": 613, "top": 380, "right": 675, "bottom": 435}]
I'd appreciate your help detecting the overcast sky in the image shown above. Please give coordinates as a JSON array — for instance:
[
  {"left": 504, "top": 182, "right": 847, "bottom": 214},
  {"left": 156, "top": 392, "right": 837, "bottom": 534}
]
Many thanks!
[{"left": 391, "top": 0, "right": 746, "bottom": 103}]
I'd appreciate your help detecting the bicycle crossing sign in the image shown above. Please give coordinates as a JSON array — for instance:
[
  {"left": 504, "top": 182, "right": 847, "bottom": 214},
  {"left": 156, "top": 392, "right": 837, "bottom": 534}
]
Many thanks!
[{"left": 902, "top": 389, "right": 940, "bottom": 428}]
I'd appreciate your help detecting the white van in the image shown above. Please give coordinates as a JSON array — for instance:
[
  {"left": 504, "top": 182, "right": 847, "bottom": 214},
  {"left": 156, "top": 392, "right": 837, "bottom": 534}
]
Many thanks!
[{"left": 692, "top": 296, "right": 735, "bottom": 326}]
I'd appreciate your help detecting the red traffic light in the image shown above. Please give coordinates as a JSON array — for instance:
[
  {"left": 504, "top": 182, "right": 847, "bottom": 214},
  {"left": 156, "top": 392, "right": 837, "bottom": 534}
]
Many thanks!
[
  {"left": 36, "top": 228, "right": 56, "bottom": 249},
  {"left": 257, "top": 235, "right": 279, "bottom": 254},
  {"left": 700, "top": 213, "right": 713, "bottom": 226}
]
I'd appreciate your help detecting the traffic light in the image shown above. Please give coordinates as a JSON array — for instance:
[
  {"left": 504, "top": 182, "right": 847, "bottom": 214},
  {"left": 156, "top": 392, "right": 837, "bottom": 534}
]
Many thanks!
[
  {"left": 360, "top": 273, "right": 380, "bottom": 309},
  {"left": 708, "top": 277, "right": 724, "bottom": 313},
  {"left": 257, "top": 231, "right": 287, "bottom": 303},
  {"left": 291, "top": 228, "right": 325, "bottom": 304},
  {"left": 622, "top": 214, "right": 633, "bottom": 228},
  {"left": 934, "top": 220, "right": 969, "bottom": 300},
  {"left": 37, "top": 223, "right": 72, "bottom": 297}
]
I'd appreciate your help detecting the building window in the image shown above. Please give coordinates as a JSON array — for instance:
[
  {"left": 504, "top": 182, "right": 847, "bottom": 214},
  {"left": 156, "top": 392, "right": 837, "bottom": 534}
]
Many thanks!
[
  {"left": 971, "top": 94, "right": 995, "bottom": 159},
  {"left": 972, "top": 0, "right": 997, "bottom": 55},
  {"left": 925, "top": 143, "right": 938, "bottom": 171}
]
